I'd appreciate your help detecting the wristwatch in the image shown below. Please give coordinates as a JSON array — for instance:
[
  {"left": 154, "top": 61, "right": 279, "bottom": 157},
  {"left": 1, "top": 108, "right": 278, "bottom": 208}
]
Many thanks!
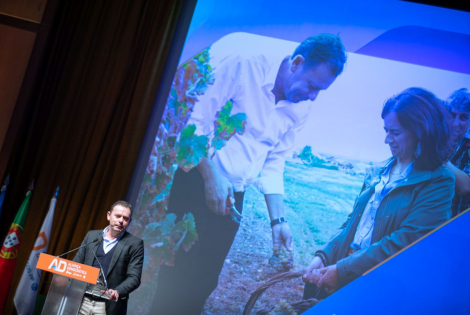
[{"left": 270, "top": 217, "right": 287, "bottom": 228}]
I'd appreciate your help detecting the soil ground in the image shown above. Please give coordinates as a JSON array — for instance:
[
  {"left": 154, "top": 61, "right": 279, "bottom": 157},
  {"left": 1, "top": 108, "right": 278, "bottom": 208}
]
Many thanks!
[
  {"left": 202, "top": 161, "right": 363, "bottom": 314},
  {"left": 130, "top": 160, "right": 364, "bottom": 314}
]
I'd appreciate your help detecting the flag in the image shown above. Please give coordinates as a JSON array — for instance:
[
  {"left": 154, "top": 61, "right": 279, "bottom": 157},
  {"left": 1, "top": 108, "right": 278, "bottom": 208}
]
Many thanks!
[
  {"left": 14, "top": 187, "right": 58, "bottom": 315},
  {"left": 0, "top": 175, "right": 9, "bottom": 219},
  {"left": 0, "top": 188, "right": 32, "bottom": 314}
]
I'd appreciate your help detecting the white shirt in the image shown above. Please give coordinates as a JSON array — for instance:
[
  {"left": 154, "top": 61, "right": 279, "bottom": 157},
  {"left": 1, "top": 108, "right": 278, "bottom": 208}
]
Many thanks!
[
  {"left": 188, "top": 33, "right": 313, "bottom": 194},
  {"left": 102, "top": 226, "right": 124, "bottom": 254}
]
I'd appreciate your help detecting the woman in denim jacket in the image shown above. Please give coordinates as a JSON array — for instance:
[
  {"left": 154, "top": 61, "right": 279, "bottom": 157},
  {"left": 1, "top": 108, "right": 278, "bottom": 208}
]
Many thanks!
[{"left": 303, "top": 87, "right": 455, "bottom": 298}]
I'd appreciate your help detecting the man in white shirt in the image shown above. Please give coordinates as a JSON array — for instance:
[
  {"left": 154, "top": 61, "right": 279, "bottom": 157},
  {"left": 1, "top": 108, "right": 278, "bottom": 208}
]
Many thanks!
[
  {"left": 153, "top": 33, "right": 347, "bottom": 314},
  {"left": 74, "top": 201, "right": 144, "bottom": 315}
]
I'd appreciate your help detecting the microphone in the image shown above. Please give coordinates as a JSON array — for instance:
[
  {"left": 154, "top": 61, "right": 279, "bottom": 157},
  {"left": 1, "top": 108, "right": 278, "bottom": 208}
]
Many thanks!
[{"left": 56, "top": 238, "right": 99, "bottom": 258}]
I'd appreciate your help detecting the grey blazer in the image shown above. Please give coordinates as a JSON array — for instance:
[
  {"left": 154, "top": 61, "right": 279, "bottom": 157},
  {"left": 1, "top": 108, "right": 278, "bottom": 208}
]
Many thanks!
[{"left": 73, "top": 229, "right": 144, "bottom": 315}]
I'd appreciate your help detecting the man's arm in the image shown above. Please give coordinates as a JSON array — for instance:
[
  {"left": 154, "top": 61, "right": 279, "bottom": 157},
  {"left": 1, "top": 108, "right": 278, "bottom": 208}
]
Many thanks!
[
  {"left": 265, "top": 194, "right": 292, "bottom": 251},
  {"left": 113, "top": 239, "right": 144, "bottom": 297},
  {"left": 446, "top": 161, "right": 470, "bottom": 195},
  {"left": 256, "top": 111, "right": 310, "bottom": 254},
  {"left": 197, "top": 157, "right": 234, "bottom": 215}
]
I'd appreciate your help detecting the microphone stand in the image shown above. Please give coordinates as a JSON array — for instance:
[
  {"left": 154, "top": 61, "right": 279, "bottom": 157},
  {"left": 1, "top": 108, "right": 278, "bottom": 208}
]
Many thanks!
[
  {"left": 56, "top": 238, "right": 99, "bottom": 258},
  {"left": 55, "top": 238, "right": 99, "bottom": 315},
  {"left": 88, "top": 238, "right": 114, "bottom": 301}
]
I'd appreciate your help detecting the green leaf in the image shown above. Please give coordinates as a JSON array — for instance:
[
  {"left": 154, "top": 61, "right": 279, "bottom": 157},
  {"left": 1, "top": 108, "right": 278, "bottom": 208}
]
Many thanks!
[
  {"left": 175, "top": 124, "right": 209, "bottom": 171},
  {"left": 172, "top": 228, "right": 187, "bottom": 252},
  {"left": 211, "top": 100, "right": 247, "bottom": 152},
  {"left": 211, "top": 137, "right": 226, "bottom": 151},
  {"left": 151, "top": 179, "right": 173, "bottom": 205},
  {"left": 150, "top": 238, "right": 175, "bottom": 266},
  {"left": 180, "top": 213, "right": 198, "bottom": 251},
  {"left": 142, "top": 212, "right": 176, "bottom": 241},
  {"left": 161, "top": 213, "right": 177, "bottom": 235}
]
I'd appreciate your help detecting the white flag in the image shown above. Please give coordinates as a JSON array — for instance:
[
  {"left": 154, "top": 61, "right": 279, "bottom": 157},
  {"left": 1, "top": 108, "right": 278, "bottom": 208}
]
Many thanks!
[{"left": 14, "top": 190, "right": 57, "bottom": 315}]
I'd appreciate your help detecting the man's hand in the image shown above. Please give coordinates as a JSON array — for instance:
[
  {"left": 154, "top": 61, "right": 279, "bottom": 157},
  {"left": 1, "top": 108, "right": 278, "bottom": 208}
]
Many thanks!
[
  {"left": 302, "top": 256, "right": 324, "bottom": 284},
  {"left": 102, "top": 288, "right": 119, "bottom": 301},
  {"left": 203, "top": 170, "right": 233, "bottom": 215},
  {"left": 272, "top": 222, "right": 293, "bottom": 252},
  {"left": 317, "top": 264, "right": 339, "bottom": 295},
  {"left": 197, "top": 158, "right": 234, "bottom": 215}
]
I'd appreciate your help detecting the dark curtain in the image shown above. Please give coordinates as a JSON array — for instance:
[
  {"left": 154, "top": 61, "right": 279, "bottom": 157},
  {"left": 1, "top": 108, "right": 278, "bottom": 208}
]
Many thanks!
[{"left": 2, "top": 0, "right": 183, "bottom": 313}]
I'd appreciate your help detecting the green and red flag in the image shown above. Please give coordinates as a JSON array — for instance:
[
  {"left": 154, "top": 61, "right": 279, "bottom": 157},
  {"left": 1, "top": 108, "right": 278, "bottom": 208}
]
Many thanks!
[{"left": 0, "top": 188, "right": 32, "bottom": 314}]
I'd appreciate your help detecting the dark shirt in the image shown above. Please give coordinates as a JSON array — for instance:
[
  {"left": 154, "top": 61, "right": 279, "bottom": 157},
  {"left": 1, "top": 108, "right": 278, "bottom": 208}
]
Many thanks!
[{"left": 450, "top": 137, "right": 470, "bottom": 217}]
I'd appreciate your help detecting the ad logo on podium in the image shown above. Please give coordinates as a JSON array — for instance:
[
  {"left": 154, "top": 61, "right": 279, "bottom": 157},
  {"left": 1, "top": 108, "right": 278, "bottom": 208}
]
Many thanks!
[
  {"left": 48, "top": 258, "right": 67, "bottom": 272},
  {"left": 37, "top": 253, "right": 99, "bottom": 284}
]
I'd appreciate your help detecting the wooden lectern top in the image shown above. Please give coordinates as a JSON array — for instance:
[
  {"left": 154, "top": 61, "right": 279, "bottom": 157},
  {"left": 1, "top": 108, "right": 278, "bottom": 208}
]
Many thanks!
[{"left": 36, "top": 253, "right": 100, "bottom": 284}]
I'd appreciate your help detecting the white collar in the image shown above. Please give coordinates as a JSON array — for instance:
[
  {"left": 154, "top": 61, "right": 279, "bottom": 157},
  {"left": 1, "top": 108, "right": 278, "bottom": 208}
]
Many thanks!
[{"left": 102, "top": 226, "right": 125, "bottom": 242}]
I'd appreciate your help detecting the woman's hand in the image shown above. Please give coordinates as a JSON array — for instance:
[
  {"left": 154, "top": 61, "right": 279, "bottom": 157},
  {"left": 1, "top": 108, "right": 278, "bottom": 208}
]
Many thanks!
[
  {"left": 317, "top": 264, "right": 339, "bottom": 295},
  {"left": 302, "top": 256, "right": 324, "bottom": 284}
]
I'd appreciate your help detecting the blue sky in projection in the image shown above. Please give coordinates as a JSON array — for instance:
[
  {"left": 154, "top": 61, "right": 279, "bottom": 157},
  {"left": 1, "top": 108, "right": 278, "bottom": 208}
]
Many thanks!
[
  {"left": 176, "top": 0, "right": 470, "bottom": 162},
  {"left": 182, "top": 0, "right": 470, "bottom": 65}
]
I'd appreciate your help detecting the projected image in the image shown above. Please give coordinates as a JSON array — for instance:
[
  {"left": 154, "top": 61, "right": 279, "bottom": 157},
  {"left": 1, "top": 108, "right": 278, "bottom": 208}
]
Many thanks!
[{"left": 128, "top": 1, "right": 470, "bottom": 314}]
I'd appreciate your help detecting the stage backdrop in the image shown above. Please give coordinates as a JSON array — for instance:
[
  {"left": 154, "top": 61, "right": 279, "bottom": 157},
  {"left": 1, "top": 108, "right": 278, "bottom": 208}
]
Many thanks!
[{"left": 127, "top": 1, "right": 470, "bottom": 314}]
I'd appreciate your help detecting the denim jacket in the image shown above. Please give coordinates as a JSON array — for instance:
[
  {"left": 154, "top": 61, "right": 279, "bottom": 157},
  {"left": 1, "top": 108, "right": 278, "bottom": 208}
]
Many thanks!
[{"left": 320, "top": 158, "right": 454, "bottom": 287}]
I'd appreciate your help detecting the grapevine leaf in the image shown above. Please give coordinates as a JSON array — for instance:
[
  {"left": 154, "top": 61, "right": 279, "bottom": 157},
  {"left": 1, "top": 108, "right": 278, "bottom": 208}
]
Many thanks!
[
  {"left": 169, "top": 212, "right": 197, "bottom": 252},
  {"left": 150, "top": 238, "right": 175, "bottom": 266},
  {"left": 142, "top": 221, "right": 163, "bottom": 241},
  {"left": 142, "top": 213, "right": 177, "bottom": 241},
  {"left": 180, "top": 213, "right": 198, "bottom": 251},
  {"left": 161, "top": 244, "right": 175, "bottom": 266},
  {"left": 211, "top": 100, "right": 247, "bottom": 151},
  {"left": 172, "top": 228, "right": 187, "bottom": 252},
  {"left": 175, "top": 124, "right": 209, "bottom": 171},
  {"left": 161, "top": 213, "right": 177, "bottom": 234},
  {"left": 211, "top": 137, "right": 226, "bottom": 151},
  {"left": 151, "top": 179, "right": 174, "bottom": 205}
]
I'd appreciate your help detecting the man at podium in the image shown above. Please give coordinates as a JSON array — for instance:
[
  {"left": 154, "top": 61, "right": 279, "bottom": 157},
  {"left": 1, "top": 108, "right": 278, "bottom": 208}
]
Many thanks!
[{"left": 73, "top": 201, "right": 144, "bottom": 315}]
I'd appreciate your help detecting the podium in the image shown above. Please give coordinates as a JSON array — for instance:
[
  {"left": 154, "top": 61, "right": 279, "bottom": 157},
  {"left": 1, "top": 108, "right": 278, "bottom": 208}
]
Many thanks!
[
  {"left": 36, "top": 253, "right": 100, "bottom": 315},
  {"left": 41, "top": 274, "right": 87, "bottom": 315}
]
